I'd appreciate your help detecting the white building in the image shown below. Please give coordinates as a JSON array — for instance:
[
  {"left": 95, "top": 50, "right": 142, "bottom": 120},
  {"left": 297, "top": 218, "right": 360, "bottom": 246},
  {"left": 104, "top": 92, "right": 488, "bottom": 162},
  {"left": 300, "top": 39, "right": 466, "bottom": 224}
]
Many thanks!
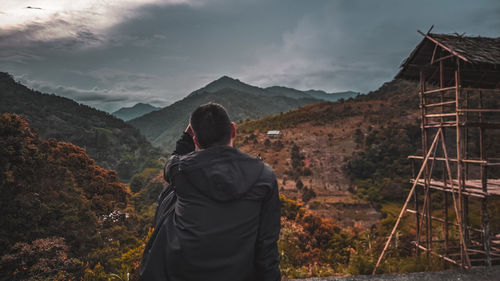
[{"left": 266, "top": 130, "right": 281, "bottom": 138}]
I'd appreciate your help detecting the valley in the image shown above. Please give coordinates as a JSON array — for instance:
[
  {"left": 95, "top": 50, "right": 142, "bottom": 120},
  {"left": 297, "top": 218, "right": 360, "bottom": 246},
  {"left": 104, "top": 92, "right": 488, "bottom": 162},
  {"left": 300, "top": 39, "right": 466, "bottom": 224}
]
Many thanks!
[
  {"left": 2, "top": 72, "right": 484, "bottom": 280},
  {"left": 0, "top": 72, "right": 161, "bottom": 180}
]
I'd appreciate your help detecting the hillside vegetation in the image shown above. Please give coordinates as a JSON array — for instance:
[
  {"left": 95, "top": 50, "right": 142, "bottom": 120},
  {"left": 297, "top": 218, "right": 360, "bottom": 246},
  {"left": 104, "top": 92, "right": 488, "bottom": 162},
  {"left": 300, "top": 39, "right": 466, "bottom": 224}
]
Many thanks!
[
  {"left": 0, "top": 113, "right": 389, "bottom": 280},
  {"left": 0, "top": 73, "right": 160, "bottom": 180},
  {"left": 236, "top": 79, "right": 420, "bottom": 228},
  {"left": 0, "top": 113, "right": 148, "bottom": 280}
]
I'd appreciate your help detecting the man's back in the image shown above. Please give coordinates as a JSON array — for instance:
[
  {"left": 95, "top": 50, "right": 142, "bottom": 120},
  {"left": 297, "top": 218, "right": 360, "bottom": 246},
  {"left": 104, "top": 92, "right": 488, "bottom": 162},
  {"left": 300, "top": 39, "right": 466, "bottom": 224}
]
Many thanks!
[
  {"left": 140, "top": 103, "right": 281, "bottom": 281},
  {"left": 165, "top": 145, "right": 280, "bottom": 280}
]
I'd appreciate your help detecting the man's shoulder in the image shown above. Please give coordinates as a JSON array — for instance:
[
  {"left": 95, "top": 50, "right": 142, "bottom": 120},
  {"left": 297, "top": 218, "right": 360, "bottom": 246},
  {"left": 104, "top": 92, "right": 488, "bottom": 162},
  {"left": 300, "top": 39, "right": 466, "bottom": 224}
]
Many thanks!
[
  {"left": 261, "top": 162, "right": 275, "bottom": 176},
  {"left": 233, "top": 149, "right": 276, "bottom": 175},
  {"left": 251, "top": 161, "right": 276, "bottom": 190}
]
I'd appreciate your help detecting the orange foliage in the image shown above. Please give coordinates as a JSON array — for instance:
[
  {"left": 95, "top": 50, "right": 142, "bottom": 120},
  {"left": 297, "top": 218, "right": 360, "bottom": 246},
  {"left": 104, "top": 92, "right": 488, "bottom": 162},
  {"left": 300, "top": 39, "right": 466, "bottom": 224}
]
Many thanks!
[{"left": 0, "top": 113, "right": 132, "bottom": 263}]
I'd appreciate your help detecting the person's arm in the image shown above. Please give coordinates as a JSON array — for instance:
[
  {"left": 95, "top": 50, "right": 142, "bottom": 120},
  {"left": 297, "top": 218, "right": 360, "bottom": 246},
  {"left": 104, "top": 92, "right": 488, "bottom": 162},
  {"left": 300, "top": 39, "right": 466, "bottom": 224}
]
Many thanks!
[
  {"left": 255, "top": 172, "right": 281, "bottom": 281},
  {"left": 172, "top": 131, "right": 195, "bottom": 156},
  {"left": 163, "top": 125, "right": 195, "bottom": 183}
]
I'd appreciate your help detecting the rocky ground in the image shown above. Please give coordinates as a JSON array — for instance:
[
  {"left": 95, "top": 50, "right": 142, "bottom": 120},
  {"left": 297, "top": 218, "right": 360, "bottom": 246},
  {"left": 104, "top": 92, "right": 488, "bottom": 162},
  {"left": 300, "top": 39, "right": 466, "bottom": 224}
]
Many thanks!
[{"left": 293, "top": 266, "right": 500, "bottom": 281}]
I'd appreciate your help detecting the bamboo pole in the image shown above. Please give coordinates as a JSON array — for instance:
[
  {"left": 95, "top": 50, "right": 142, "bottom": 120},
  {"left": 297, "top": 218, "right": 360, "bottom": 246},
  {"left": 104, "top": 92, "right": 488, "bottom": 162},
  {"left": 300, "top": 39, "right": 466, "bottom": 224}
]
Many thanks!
[
  {"left": 406, "top": 209, "right": 483, "bottom": 233},
  {"left": 425, "top": 113, "right": 458, "bottom": 118},
  {"left": 413, "top": 243, "right": 462, "bottom": 266},
  {"left": 455, "top": 66, "right": 465, "bottom": 267},
  {"left": 440, "top": 59, "right": 449, "bottom": 256},
  {"left": 414, "top": 162, "right": 420, "bottom": 255},
  {"left": 372, "top": 129, "right": 442, "bottom": 275},
  {"left": 408, "top": 156, "right": 487, "bottom": 164},
  {"left": 425, "top": 100, "right": 456, "bottom": 107},
  {"left": 418, "top": 70, "right": 427, "bottom": 256},
  {"left": 439, "top": 128, "right": 472, "bottom": 268},
  {"left": 410, "top": 179, "right": 489, "bottom": 198},
  {"left": 444, "top": 190, "right": 449, "bottom": 254},
  {"left": 422, "top": 71, "right": 432, "bottom": 258},
  {"left": 479, "top": 90, "right": 492, "bottom": 266},
  {"left": 418, "top": 138, "right": 439, "bottom": 252},
  {"left": 424, "top": 86, "right": 457, "bottom": 94},
  {"left": 464, "top": 90, "right": 470, "bottom": 251}
]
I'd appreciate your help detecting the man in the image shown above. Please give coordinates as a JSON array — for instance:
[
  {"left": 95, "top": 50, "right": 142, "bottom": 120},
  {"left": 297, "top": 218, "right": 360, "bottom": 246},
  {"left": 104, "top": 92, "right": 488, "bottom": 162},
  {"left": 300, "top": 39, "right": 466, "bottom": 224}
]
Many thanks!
[{"left": 140, "top": 102, "right": 281, "bottom": 281}]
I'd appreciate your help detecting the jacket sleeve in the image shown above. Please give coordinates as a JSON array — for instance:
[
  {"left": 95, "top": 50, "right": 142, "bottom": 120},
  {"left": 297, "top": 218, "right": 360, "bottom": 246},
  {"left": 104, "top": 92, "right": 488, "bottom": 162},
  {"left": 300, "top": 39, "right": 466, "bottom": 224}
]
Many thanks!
[
  {"left": 163, "top": 132, "right": 195, "bottom": 184},
  {"left": 172, "top": 132, "right": 195, "bottom": 156},
  {"left": 255, "top": 170, "right": 281, "bottom": 281}
]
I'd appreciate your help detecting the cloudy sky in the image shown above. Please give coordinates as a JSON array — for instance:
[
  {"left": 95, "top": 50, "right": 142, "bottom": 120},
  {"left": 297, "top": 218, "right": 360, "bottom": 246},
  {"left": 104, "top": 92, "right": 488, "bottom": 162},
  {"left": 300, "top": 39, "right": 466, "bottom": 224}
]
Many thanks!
[{"left": 1, "top": 0, "right": 499, "bottom": 112}]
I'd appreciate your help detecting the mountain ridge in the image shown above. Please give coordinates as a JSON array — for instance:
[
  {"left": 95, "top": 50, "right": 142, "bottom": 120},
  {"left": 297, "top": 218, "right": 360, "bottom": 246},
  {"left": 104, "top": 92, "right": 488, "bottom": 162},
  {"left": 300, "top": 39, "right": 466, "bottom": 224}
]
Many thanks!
[
  {"left": 129, "top": 87, "right": 320, "bottom": 149},
  {"left": 129, "top": 75, "right": 357, "bottom": 150},
  {"left": 187, "top": 76, "right": 268, "bottom": 97},
  {"left": 190, "top": 75, "right": 357, "bottom": 100},
  {"left": 112, "top": 103, "right": 160, "bottom": 121},
  {"left": 0, "top": 72, "right": 160, "bottom": 180}
]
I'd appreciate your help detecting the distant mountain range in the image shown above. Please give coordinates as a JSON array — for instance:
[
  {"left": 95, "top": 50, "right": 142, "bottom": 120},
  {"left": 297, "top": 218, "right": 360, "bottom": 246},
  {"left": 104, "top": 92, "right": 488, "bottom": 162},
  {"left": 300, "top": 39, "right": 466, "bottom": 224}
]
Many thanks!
[
  {"left": 0, "top": 72, "right": 160, "bottom": 180},
  {"left": 188, "top": 76, "right": 357, "bottom": 101},
  {"left": 265, "top": 86, "right": 356, "bottom": 102},
  {"left": 129, "top": 76, "right": 357, "bottom": 150},
  {"left": 112, "top": 103, "right": 160, "bottom": 121}
]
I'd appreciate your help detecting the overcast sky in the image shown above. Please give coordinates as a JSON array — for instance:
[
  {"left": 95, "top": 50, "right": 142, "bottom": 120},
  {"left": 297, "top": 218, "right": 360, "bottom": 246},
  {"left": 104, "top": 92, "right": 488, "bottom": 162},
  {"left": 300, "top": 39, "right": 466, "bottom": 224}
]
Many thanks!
[{"left": 1, "top": 0, "right": 499, "bottom": 112}]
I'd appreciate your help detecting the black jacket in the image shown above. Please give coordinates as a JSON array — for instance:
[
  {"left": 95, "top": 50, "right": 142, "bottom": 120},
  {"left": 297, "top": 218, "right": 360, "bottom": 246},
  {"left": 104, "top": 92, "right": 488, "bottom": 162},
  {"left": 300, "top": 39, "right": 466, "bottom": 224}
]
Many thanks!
[{"left": 140, "top": 133, "right": 281, "bottom": 281}]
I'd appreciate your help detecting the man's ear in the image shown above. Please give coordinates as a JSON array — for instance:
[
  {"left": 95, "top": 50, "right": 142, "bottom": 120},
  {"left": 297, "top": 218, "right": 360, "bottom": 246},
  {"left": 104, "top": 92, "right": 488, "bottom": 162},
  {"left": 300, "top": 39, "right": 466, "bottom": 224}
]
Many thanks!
[
  {"left": 231, "top": 122, "right": 236, "bottom": 139},
  {"left": 192, "top": 135, "right": 202, "bottom": 150},
  {"left": 229, "top": 122, "right": 237, "bottom": 147}
]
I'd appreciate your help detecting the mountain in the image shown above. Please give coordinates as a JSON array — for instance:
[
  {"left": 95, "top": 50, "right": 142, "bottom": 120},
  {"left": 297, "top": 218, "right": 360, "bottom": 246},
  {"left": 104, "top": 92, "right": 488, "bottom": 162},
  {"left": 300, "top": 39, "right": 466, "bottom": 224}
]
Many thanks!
[
  {"left": 265, "top": 86, "right": 358, "bottom": 101},
  {"left": 128, "top": 76, "right": 355, "bottom": 150},
  {"left": 129, "top": 88, "right": 319, "bottom": 150},
  {"left": 0, "top": 72, "right": 160, "bottom": 180},
  {"left": 191, "top": 76, "right": 357, "bottom": 101},
  {"left": 112, "top": 103, "right": 160, "bottom": 121},
  {"left": 305, "top": 89, "right": 357, "bottom": 101},
  {"left": 188, "top": 76, "right": 269, "bottom": 97}
]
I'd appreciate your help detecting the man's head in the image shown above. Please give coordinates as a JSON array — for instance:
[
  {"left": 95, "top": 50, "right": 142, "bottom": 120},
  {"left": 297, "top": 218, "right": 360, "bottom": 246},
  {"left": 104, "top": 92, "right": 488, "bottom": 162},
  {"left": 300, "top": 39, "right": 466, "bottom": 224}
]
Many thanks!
[{"left": 189, "top": 102, "right": 236, "bottom": 149}]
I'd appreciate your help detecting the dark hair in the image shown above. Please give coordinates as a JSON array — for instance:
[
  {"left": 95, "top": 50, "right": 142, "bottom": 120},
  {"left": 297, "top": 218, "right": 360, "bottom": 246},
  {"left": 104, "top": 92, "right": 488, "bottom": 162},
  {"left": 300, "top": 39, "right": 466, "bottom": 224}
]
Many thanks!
[{"left": 190, "top": 102, "right": 232, "bottom": 148}]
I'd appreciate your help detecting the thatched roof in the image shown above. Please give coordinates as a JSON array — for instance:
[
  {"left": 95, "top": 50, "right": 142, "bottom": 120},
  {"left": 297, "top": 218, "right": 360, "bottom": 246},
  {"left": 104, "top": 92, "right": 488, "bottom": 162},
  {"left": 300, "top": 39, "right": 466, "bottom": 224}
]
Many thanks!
[
  {"left": 427, "top": 33, "right": 500, "bottom": 65},
  {"left": 397, "top": 32, "right": 500, "bottom": 88}
]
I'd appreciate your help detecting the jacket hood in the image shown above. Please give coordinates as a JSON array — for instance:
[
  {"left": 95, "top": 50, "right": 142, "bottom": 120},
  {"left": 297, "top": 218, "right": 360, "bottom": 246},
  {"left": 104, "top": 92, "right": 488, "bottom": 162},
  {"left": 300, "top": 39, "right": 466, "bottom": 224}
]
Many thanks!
[{"left": 174, "top": 146, "right": 264, "bottom": 202}]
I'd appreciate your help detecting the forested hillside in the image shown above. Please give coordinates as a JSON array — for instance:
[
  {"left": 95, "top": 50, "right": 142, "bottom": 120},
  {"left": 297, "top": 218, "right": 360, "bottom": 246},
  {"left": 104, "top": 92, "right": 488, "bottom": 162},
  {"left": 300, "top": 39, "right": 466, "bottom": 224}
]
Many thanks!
[
  {"left": 235, "top": 79, "right": 420, "bottom": 227},
  {"left": 0, "top": 73, "right": 161, "bottom": 180},
  {"left": 0, "top": 113, "right": 148, "bottom": 280},
  {"left": 0, "top": 113, "right": 383, "bottom": 280},
  {"left": 129, "top": 88, "right": 320, "bottom": 150}
]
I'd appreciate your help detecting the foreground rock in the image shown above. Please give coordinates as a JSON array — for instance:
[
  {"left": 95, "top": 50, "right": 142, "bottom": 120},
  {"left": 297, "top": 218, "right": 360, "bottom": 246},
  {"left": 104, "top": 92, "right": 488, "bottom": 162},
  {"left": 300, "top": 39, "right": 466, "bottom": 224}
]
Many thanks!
[{"left": 294, "top": 266, "right": 500, "bottom": 281}]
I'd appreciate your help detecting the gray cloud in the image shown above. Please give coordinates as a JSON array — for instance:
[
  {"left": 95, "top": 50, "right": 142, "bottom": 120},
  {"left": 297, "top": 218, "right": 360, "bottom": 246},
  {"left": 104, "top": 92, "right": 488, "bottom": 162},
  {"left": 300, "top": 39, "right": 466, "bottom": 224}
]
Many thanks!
[
  {"left": 16, "top": 73, "right": 171, "bottom": 112},
  {"left": 2, "top": 0, "right": 499, "bottom": 112},
  {"left": 239, "top": 0, "right": 500, "bottom": 92}
]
